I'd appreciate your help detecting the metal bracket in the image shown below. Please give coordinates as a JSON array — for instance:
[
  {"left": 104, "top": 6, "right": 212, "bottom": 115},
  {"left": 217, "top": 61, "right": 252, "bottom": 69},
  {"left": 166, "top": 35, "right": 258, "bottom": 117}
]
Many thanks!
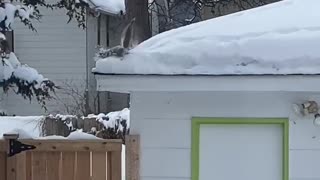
[{"left": 8, "top": 139, "right": 36, "bottom": 157}]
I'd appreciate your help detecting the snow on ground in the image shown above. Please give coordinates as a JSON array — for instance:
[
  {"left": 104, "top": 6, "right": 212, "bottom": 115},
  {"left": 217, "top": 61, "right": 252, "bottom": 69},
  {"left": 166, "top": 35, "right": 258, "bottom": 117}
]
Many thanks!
[
  {"left": 84, "top": 0, "right": 125, "bottom": 15},
  {"left": 0, "top": 116, "right": 43, "bottom": 139},
  {"left": 94, "top": 0, "right": 320, "bottom": 75}
]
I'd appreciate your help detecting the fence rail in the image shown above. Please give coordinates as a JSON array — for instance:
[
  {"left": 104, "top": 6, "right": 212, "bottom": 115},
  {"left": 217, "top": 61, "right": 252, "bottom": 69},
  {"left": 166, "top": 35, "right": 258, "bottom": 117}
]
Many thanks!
[{"left": 0, "top": 135, "right": 123, "bottom": 180}]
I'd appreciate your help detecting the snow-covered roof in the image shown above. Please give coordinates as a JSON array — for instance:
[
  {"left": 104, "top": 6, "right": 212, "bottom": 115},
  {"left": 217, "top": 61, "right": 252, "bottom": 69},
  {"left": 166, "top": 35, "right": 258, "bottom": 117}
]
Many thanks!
[
  {"left": 85, "top": 0, "right": 125, "bottom": 15},
  {"left": 93, "top": 0, "right": 320, "bottom": 75}
]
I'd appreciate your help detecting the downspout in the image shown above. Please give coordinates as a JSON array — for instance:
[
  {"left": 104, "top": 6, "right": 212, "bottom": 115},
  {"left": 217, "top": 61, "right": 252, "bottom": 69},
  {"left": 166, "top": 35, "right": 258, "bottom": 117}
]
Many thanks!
[
  {"left": 97, "top": 15, "right": 101, "bottom": 113},
  {"left": 85, "top": 10, "right": 89, "bottom": 114}
]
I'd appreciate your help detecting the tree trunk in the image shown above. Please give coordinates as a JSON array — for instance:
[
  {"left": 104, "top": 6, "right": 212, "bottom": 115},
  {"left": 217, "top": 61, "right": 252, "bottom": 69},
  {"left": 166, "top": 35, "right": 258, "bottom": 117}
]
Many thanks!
[{"left": 125, "top": 0, "right": 151, "bottom": 42}]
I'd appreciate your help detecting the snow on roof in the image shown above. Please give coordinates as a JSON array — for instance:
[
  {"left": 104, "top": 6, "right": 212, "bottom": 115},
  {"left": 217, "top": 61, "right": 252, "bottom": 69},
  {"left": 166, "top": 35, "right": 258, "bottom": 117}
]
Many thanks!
[
  {"left": 85, "top": 0, "right": 125, "bottom": 15},
  {"left": 93, "top": 0, "right": 320, "bottom": 75}
]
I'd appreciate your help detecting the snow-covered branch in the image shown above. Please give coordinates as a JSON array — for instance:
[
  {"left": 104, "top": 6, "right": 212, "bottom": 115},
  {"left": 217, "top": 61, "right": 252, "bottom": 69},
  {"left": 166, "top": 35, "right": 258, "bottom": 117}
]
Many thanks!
[
  {"left": 0, "top": 1, "right": 39, "bottom": 31},
  {"left": 0, "top": 35, "right": 58, "bottom": 110}
]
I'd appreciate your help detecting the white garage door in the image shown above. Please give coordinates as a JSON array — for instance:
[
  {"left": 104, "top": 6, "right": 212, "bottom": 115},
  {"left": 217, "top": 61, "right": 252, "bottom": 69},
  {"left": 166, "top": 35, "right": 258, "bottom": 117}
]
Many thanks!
[{"left": 198, "top": 123, "right": 284, "bottom": 180}]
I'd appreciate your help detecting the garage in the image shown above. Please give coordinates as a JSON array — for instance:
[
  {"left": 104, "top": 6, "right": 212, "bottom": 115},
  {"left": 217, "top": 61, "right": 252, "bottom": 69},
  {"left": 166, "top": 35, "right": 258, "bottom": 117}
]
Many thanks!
[{"left": 192, "top": 118, "right": 288, "bottom": 180}]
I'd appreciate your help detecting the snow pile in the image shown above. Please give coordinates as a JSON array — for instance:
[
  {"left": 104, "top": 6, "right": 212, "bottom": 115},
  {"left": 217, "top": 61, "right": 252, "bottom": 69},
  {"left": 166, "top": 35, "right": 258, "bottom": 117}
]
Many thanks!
[
  {"left": 36, "top": 131, "right": 102, "bottom": 140},
  {"left": 49, "top": 114, "right": 77, "bottom": 121},
  {"left": 84, "top": 0, "right": 125, "bottom": 15},
  {"left": 67, "top": 129, "right": 102, "bottom": 140},
  {"left": 0, "top": 116, "right": 102, "bottom": 140},
  {"left": 5, "top": 128, "right": 35, "bottom": 139},
  {"left": 36, "top": 135, "right": 67, "bottom": 140},
  {"left": 94, "top": 0, "right": 320, "bottom": 75},
  {"left": 95, "top": 108, "right": 130, "bottom": 132},
  {"left": 0, "top": 116, "right": 43, "bottom": 139}
]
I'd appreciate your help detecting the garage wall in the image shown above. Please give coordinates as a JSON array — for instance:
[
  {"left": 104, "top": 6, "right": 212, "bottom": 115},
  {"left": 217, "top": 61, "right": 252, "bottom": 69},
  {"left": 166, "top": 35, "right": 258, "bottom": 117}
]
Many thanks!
[
  {"left": 130, "top": 91, "right": 320, "bottom": 180},
  {"left": 2, "top": 2, "right": 86, "bottom": 115}
]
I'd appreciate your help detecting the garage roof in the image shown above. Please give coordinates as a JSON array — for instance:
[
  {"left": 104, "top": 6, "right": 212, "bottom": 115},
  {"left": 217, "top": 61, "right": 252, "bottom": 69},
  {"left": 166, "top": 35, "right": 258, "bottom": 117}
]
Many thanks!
[{"left": 93, "top": 0, "right": 320, "bottom": 75}]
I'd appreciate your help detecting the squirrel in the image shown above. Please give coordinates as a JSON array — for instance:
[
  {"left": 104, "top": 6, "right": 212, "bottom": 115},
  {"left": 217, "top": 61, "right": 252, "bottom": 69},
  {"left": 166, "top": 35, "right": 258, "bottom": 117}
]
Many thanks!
[{"left": 98, "top": 18, "right": 138, "bottom": 59}]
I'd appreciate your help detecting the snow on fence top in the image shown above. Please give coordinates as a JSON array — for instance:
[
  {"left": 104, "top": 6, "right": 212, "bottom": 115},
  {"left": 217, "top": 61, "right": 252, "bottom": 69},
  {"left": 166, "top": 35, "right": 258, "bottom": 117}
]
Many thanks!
[
  {"left": 0, "top": 108, "right": 130, "bottom": 139},
  {"left": 84, "top": 0, "right": 125, "bottom": 15},
  {"left": 94, "top": 0, "right": 320, "bottom": 75}
]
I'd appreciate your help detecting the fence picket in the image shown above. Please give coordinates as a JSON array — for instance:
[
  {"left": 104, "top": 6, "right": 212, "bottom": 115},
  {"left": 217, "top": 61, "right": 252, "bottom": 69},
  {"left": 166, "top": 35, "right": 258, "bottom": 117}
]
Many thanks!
[
  {"left": 25, "top": 152, "right": 32, "bottom": 180},
  {"left": 92, "top": 152, "right": 107, "bottom": 180},
  {"left": 6, "top": 155, "right": 16, "bottom": 180},
  {"left": 0, "top": 138, "right": 123, "bottom": 180},
  {"left": 61, "top": 152, "right": 76, "bottom": 180},
  {"left": 31, "top": 152, "right": 47, "bottom": 180},
  {"left": 75, "top": 152, "right": 90, "bottom": 180},
  {"left": 111, "top": 151, "right": 122, "bottom": 180},
  {"left": 16, "top": 153, "right": 26, "bottom": 180},
  {"left": 0, "top": 152, "right": 6, "bottom": 180},
  {"left": 107, "top": 152, "right": 111, "bottom": 180},
  {"left": 47, "top": 152, "right": 61, "bottom": 180}
]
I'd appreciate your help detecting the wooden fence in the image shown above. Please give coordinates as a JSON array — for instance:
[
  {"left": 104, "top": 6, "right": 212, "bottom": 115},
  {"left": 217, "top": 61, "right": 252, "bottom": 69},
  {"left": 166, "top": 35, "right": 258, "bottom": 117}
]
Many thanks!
[
  {"left": 0, "top": 134, "right": 124, "bottom": 180},
  {"left": 41, "top": 117, "right": 129, "bottom": 143}
]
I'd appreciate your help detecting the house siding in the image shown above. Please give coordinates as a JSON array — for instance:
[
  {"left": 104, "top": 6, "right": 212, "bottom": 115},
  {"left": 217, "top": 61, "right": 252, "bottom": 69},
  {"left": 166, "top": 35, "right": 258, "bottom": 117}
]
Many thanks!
[
  {"left": 3, "top": 4, "right": 86, "bottom": 115},
  {"left": 130, "top": 91, "right": 320, "bottom": 180}
]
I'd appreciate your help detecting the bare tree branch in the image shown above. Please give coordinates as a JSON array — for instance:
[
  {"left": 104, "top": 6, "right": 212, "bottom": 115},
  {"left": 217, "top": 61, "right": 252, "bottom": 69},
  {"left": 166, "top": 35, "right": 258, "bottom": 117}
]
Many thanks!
[{"left": 150, "top": 0, "right": 280, "bottom": 33}]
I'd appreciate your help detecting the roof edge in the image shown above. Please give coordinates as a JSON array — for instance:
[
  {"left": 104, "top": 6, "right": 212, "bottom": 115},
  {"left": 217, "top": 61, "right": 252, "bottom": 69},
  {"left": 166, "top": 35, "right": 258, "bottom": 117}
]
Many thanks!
[
  {"left": 93, "top": 72, "right": 320, "bottom": 77},
  {"left": 95, "top": 74, "right": 320, "bottom": 93}
]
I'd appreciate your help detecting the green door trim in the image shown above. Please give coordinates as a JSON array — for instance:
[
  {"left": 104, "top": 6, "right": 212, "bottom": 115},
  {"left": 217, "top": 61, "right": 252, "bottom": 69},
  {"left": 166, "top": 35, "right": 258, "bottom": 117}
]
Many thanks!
[{"left": 191, "top": 117, "right": 289, "bottom": 180}]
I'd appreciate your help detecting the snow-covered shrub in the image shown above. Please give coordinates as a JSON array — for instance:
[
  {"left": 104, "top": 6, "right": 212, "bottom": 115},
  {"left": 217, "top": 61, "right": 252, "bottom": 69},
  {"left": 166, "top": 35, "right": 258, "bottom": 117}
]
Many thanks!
[
  {"left": 94, "top": 108, "right": 130, "bottom": 143},
  {"left": 40, "top": 114, "right": 77, "bottom": 137},
  {"left": 40, "top": 108, "right": 130, "bottom": 143}
]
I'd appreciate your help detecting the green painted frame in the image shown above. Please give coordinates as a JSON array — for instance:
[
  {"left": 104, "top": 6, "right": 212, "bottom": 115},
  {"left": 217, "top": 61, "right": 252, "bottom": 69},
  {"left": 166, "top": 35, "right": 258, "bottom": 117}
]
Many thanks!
[{"left": 191, "top": 117, "right": 289, "bottom": 180}]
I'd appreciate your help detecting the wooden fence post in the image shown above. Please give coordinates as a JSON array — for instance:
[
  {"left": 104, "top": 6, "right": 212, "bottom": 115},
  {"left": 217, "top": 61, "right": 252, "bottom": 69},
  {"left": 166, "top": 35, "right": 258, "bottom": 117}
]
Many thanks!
[
  {"left": 0, "top": 140, "right": 6, "bottom": 180},
  {"left": 126, "top": 135, "right": 140, "bottom": 180},
  {"left": 3, "top": 133, "right": 19, "bottom": 180},
  {"left": 107, "top": 143, "right": 122, "bottom": 180}
]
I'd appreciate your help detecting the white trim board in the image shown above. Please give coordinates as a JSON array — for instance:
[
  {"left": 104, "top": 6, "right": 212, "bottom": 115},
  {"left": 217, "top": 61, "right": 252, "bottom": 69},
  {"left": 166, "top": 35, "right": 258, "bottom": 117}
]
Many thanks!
[{"left": 95, "top": 75, "right": 320, "bottom": 93}]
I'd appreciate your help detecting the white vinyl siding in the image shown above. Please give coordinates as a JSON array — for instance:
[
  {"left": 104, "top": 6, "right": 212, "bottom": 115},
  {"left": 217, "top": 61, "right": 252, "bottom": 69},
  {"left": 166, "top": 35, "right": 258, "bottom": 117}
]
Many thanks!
[
  {"left": 130, "top": 91, "right": 320, "bottom": 180},
  {"left": 3, "top": 3, "right": 86, "bottom": 115}
]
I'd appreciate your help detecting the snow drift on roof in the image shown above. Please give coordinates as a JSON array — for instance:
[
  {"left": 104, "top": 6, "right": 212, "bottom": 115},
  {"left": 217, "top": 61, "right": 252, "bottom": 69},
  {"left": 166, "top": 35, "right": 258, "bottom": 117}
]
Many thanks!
[
  {"left": 94, "top": 0, "right": 320, "bottom": 75},
  {"left": 85, "top": 0, "right": 125, "bottom": 15}
]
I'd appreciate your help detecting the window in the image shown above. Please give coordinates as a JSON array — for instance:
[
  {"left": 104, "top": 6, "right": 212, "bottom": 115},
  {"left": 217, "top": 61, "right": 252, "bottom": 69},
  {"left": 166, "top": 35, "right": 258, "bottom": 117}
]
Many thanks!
[{"left": 1, "top": 31, "right": 14, "bottom": 52}]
